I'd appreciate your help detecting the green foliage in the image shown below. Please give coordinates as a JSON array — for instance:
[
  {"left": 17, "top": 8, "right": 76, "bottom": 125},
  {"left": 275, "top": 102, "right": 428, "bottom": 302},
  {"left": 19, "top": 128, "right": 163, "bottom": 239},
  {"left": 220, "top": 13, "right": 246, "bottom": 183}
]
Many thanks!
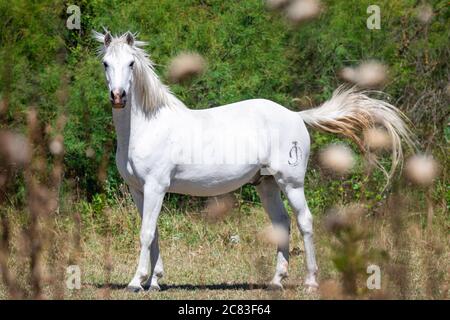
[{"left": 0, "top": 0, "right": 448, "bottom": 214}]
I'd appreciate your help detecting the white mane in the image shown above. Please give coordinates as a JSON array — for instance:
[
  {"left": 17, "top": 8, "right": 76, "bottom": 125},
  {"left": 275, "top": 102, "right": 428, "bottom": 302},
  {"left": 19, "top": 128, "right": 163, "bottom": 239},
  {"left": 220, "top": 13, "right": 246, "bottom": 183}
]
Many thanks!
[{"left": 93, "top": 30, "right": 186, "bottom": 113}]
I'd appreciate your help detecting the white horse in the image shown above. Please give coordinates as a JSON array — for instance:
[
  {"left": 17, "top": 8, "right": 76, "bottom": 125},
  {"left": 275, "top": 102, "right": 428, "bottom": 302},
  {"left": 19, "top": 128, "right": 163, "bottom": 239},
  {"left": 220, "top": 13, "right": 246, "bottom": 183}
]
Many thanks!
[{"left": 93, "top": 31, "right": 414, "bottom": 292}]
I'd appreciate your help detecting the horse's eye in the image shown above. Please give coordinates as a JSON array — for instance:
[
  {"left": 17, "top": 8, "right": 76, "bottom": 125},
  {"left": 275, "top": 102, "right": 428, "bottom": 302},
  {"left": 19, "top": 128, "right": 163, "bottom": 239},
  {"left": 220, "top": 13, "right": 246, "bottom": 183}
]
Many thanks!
[
  {"left": 103, "top": 62, "right": 108, "bottom": 69},
  {"left": 129, "top": 61, "right": 135, "bottom": 68}
]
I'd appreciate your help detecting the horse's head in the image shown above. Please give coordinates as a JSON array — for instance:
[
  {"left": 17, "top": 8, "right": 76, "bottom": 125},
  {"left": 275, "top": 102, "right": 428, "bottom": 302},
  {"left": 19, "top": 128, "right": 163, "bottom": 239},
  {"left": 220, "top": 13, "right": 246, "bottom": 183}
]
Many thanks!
[
  {"left": 94, "top": 31, "right": 137, "bottom": 109},
  {"left": 93, "top": 30, "right": 170, "bottom": 114}
]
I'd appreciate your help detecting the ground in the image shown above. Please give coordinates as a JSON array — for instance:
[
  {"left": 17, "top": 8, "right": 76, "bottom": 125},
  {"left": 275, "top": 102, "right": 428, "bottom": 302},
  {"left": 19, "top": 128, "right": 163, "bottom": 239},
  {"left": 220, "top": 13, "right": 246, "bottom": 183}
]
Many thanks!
[
  {"left": 1, "top": 192, "right": 447, "bottom": 300},
  {"left": 65, "top": 205, "right": 326, "bottom": 300}
]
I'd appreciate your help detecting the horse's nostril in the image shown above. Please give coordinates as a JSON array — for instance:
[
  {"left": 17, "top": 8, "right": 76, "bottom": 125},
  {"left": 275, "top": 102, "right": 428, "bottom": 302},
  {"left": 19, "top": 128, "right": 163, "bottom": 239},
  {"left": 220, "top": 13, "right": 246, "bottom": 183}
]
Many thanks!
[{"left": 110, "top": 88, "right": 126, "bottom": 106}]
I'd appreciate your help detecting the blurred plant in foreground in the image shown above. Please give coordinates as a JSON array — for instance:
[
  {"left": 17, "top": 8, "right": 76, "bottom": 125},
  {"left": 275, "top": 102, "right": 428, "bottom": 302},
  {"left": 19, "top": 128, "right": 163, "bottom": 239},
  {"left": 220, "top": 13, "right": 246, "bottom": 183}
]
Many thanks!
[{"left": 323, "top": 204, "right": 387, "bottom": 298}]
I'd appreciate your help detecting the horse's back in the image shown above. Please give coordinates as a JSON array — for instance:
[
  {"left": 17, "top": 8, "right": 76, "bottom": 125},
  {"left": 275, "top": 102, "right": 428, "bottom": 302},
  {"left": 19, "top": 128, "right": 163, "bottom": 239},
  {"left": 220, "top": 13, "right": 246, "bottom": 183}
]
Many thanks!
[
  {"left": 191, "top": 98, "right": 309, "bottom": 142},
  {"left": 192, "top": 98, "right": 305, "bottom": 128},
  {"left": 197, "top": 98, "right": 290, "bottom": 115}
]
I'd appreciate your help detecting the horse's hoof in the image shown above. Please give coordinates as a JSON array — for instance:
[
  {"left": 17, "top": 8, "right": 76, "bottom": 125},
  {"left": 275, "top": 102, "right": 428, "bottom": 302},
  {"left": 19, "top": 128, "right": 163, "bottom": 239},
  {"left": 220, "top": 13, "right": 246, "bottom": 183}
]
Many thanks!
[
  {"left": 126, "top": 285, "right": 144, "bottom": 293},
  {"left": 305, "top": 284, "right": 319, "bottom": 294},
  {"left": 267, "top": 282, "right": 284, "bottom": 291},
  {"left": 305, "top": 276, "right": 319, "bottom": 291},
  {"left": 148, "top": 284, "right": 161, "bottom": 292}
]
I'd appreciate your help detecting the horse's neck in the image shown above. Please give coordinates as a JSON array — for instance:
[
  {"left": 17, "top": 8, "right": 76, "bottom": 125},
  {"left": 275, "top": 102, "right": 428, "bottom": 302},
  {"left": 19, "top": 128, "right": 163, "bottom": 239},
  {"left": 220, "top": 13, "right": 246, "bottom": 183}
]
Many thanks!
[
  {"left": 113, "top": 90, "right": 188, "bottom": 155},
  {"left": 113, "top": 103, "right": 145, "bottom": 148},
  {"left": 113, "top": 70, "right": 190, "bottom": 158},
  {"left": 112, "top": 104, "right": 132, "bottom": 155}
]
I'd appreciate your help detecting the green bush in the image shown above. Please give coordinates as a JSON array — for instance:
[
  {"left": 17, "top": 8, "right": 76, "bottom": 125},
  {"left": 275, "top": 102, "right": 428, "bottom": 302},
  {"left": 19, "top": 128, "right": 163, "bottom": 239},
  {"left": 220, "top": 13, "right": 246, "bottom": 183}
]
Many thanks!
[{"left": 0, "top": 0, "right": 448, "bottom": 213}]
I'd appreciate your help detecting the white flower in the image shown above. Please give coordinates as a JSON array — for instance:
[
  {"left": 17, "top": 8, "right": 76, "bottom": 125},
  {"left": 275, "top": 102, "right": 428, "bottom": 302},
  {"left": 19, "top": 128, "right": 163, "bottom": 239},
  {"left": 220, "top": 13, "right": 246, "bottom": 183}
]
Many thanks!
[
  {"left": 319, "top": 144, "right": 355, "bottom": 174},
  {"left": 416, "top": 4, "right": 433, "bottom": 24},
  {"left": 49, "top": 135, "right": 64, "bottom": 155},
  {"left": 167, "top": 52, "right": 206, "bottom": 83},
  {"left": 0, "top": 131, "right": 30, "bottom": 166},
  {"left": 259, "top": 224, "right": 289, "bottom": 247},
  {"left": 286, "top": 0, "right": 321, "bottom": 25},
  {"left": 340, "top": 61, "right": 388, "bottom": 88},
  {"left": 364, "top": 128, "right": 391, "bottom": 151},
  {"left": 405, "top": 155, "right": 439, "bottom": 186}
]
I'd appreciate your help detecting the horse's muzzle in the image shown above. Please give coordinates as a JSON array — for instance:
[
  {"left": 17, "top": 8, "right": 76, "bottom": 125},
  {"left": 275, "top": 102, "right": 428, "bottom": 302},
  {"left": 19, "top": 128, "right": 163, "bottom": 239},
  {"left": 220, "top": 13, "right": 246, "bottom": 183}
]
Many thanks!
[{"left": 111, "top": 88, "right": 127, "bottom": 108}]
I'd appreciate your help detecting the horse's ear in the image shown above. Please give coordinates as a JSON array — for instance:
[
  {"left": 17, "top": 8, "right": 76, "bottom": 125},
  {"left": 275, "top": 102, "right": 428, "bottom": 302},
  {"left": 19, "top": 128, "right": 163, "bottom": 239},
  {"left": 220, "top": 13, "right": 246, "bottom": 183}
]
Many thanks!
[
  {"left": 104, "top": 32, "right": 112, "bottom": 48},
  {"left": 125, "top": 32, "right": 134, "bottom": 46}
]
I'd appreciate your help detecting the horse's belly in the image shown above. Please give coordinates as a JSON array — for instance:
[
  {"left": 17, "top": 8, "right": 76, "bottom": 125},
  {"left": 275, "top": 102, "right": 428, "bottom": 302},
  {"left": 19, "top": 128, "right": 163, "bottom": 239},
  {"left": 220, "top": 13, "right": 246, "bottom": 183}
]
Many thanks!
[{"left": 168, "top": 165, "right": 260, "bottom": 196}]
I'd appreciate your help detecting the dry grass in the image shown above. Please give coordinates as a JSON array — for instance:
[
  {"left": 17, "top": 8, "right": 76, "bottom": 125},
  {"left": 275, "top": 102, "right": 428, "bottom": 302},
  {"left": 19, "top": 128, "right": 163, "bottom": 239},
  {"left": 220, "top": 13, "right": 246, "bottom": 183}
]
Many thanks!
[
  {"left": 0, "top": 0, "right": 447, "bottom": 301},
  {"left": 0, "top": 203, "right": 318, "bottom": 300},
  {"left": 0, "top": 192, "right": 447, "bottom": 300}
]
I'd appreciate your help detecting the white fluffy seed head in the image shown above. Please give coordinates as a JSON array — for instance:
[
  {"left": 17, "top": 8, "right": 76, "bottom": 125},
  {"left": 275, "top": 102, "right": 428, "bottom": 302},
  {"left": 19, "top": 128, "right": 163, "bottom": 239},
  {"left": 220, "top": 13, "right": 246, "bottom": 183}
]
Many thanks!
[
  {"left": 363, "top": 127, "right": 392, "bottom": 151},
  {"left": 259, "top": 224, "right": 289, "bottom": 247},
  {"left": 416, "top": 4, "right": 433, "bottom": 24},
  {"left": 203, "top": 194, "right": 236, "bottom": 223},
  {"left": 286, "top": 0, "right": 321, "bottom": 25},
  {"left": 340, "top": 61, "right": 387, "bottom": 88},
  {"left": 167, "top": 52, "right": 206, "bottom": 84},
  {"left": 405, "top": 155, "right": 439, "bottom": 186},
  {"left": 324, "top": 203, "right": 365, "bottom": 234},
  {"left": 49, "top": 135, "right": 64, "bottom": 156},
  {"left": 85, "top": 146, "right": 95, "bottom": 158},
  {"left": 0, "top": 131, "right": 31, "bottom": 167},
  {"left": 319, "top": 144, "right": 355, "bottom": 174},
  {"left": 339, "top": 67, "right": 357, "bottom": 84}
]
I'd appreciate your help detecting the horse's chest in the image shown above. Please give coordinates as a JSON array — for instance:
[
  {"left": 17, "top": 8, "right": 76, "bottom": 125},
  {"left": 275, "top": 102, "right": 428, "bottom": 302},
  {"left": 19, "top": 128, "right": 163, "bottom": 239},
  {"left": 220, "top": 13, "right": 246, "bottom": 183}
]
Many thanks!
[{"left": 116, "top": 151, "right": 142, "bottom": 189}]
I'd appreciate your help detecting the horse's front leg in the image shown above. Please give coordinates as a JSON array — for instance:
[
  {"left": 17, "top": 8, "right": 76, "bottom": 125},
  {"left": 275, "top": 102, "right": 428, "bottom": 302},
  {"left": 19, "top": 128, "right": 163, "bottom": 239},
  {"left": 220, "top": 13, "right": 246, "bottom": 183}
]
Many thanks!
[
  {"left": 127, "top": 180, "right": 166, "bottom": 292},
  {"left": 143, "top": 228, "right": 164, "bottom": 291},
  {"left": 129, "top": 187, "right": 164, "bottom": 291}
]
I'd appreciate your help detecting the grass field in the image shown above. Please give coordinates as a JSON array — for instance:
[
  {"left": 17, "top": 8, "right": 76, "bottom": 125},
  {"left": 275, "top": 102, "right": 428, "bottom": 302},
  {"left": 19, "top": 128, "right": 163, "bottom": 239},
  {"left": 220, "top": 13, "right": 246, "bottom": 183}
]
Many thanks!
[
  {"left": 0, "top": 0, "right": 448, "bottom": 301},
  {"left": 1, "top": 188, "right": 448, "bottom": 300}
]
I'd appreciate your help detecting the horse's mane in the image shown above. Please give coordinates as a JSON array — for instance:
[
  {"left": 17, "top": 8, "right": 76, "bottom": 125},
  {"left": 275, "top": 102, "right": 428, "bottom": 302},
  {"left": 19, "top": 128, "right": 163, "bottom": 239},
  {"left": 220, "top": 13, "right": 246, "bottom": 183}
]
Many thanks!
[{"left": 93, "top": 30, "right": 186, "bottom": 114}]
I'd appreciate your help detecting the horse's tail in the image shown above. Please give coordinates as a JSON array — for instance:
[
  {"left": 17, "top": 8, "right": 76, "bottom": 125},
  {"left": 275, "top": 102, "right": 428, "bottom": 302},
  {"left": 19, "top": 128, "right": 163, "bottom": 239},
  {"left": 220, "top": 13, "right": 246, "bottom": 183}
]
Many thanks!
[{"left": 299, "top": 85, "right": 416, "bottom": 183}]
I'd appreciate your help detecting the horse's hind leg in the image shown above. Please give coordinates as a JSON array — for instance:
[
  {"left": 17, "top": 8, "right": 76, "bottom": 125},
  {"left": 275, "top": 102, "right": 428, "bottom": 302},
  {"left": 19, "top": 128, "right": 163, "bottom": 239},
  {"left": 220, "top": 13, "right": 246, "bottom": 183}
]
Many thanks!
[
  {"left": 275, "top": 179, "right": 318, "bottom": 290},
  {"left": 255, "top": 176, "right": 290, "bottom": 290}
]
